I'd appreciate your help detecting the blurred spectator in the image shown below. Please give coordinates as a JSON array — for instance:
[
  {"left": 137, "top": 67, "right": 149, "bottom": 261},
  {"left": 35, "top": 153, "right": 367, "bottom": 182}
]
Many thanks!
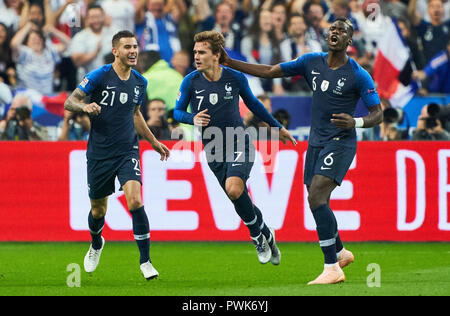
[
  {"left": 136, "top": 0, "right": 186, "bottom": 63},
  {"left": 167, "top": 109, "right": 188, "bottom": 140},
  {"left": 412, "top": 37, "right": 450, "bottom": 94},
  {"left": 0, "top": 0, "right": 22, "bottom": 31},
  {"left": 325, "top": 0, "right": 361, "bottom": 33},
  {"left": 170, "top": 49, "right": 193, "bottom": 76},
  {"left": 397, "top": 17, "right": 427, "bottom": 71},
  {"left": 139, "top": 50, "right": 183, "bottom": 111},
  {"left": 303, "top": 0, "right": 328, "bottom": 52},
  {"left": 0, "top": 22, "right": 16, "bottom": 86},
  {"left": 357, "top": 0, "right": 390, "bottom": 57},
  {"left": 273, "top": 108, "right": 291, "bottom": 129},
  {"left": 70, "top": 4, "right": 114, "bottom": 83},
  {"left": 10, "top": 22, "right": 71, "bottom": 95},
  {"left": 0, "top": 94, "right": 48, "bottom": 140},
  {"left": 101, "top": 0, "right": 136, "bottom": 34},
  {"left": 241, "top": 9, "right": 283, "bottom": 94},
  {"left": 197, "top": 1, "right": 243, "bottom": 55},
  {"left": 408, "top": 0, "right": 450, "bottom": 64},
  {"left": 49, "top": 0, "right": 84, "bottom": 92},
  {"left": 57, "top": 109, "right": 90, "bottom": 140},
  {"left": 0, "top": 81, "right": 13, "bottom": 118},
  {"left": 288, "top": 0, "right": 307, "bottom": 15},
  {"left": 280, "top": 13, "right": 319, "bottom": 92},
  {"left": 145, "top": 98, "right": 171, "bottom": 140},
  {"left": 18, "top": 0, "right": 49, "bottom": 30},
  {"left": 380, "top": 0, "right": 408, "bottom": 21},
  {"left": 412, "top": 103, "right": 450, "bottom": 140},
  {"left": 271, "top": 1, "right": 288, "bottom": 42}
]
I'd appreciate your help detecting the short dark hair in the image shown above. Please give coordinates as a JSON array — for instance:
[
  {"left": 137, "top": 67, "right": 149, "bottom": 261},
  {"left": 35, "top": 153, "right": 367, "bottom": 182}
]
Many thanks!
[
  {"left": 112, "top": 30, "right": 137, "bottom": 48},
  {"left": 86, "top": 3, "right": 104, "bottom": 14},
  {"left": 333, "top": 17, "right": 354, "bottom": 38}
]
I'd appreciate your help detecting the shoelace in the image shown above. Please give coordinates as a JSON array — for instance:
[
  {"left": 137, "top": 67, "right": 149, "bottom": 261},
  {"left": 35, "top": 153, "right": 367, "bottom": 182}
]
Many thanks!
[
  {"left": 88, "top": 247, "right": 99, "bottom": 260},
  {"left": 254, "top": 240, "right": 267, "bottom": 253}
]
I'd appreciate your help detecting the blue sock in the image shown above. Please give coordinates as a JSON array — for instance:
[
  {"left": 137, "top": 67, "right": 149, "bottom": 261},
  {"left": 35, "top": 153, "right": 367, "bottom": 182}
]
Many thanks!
[
  {"left": 130, "top": 206, "right": 150, "bottom": 264},
  {"left": 312, "top": 204, "right": 338, "bottom": 265},
  {"left": 253, "top": 205, "right": 273, "bottom": 245},
  {"left": 232, "top": 190, "right": 261, "bottom": 238},
  {"left": 88, "top": 211, "right": 104, "bottom": 250},
  {"left": 335, "top": 232, "right": 344, "bottom": 254}
]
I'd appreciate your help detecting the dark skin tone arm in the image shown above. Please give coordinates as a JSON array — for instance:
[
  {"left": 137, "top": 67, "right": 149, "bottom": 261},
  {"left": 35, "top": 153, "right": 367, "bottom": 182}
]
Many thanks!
[
  {"left": 221, "top": 47, "right": 284, "bottom": 78},
  {"left": 330, "top": 104, "right": 383, "bottom": 129}
]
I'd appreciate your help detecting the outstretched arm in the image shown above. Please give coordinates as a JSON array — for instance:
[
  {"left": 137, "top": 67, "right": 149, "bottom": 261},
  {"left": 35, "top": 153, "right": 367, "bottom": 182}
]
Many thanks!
[{"left": 221, "top": 47, "right": 285, "bottom": 78}]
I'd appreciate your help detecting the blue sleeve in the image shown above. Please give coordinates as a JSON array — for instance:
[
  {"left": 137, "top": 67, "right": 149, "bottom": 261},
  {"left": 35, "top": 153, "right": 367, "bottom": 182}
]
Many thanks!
[
  {"left": 77, "top": 67, "right": 105, "bottom": 95},
  {"left": 173, "top": 75, "right": 195, "bottom": 125},
  {"left": 139, "top": 77, "right": 148, "bottom": 106},
  {"left": 424, "top": 51, "right": 448, "bottom": 77},
  {"left": 237, "top": 72, "right": 283, "bottom": 129},
  {"left": 354, "top": 65, "right": 380, "bottom": 108},
  {"left": 279, "top": 52, "right": 322, "bottom": 77}
]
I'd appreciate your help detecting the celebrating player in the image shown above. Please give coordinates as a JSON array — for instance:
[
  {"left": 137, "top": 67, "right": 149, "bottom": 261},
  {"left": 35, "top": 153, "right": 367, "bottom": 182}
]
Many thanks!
[
  {"left": 174, "top": 31, "right": 297, "bottom": 265},
  {"left": 221, "top": 18, "right": 383, "bottom": 284},
  {"left": 64, "top": 30, "right": 170, "bottom": 280}
]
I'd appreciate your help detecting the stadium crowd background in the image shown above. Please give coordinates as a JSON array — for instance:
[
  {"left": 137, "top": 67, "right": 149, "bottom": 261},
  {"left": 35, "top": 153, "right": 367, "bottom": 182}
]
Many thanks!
[{"left": 0, "top": 0, "right": 449, "bottom": 142}]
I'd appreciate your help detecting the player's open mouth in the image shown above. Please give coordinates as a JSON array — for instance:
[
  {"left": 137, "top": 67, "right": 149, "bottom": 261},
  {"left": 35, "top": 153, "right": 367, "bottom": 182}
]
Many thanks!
[
  {"left": 128, "top": 55, "right": 137, "bottom": 62},
  {"left": 330, "top": 35, "right": 339, "bottom": 45}
]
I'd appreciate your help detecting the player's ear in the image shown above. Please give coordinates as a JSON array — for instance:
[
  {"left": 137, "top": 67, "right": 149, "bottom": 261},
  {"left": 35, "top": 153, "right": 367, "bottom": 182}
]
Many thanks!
[{"left": 348, "top": 38, "right": 353, "bottom": 47}]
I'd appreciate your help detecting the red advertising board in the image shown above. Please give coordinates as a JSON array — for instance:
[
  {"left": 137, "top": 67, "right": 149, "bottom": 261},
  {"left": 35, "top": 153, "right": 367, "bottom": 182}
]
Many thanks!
[{"left": 0, "top": 141, "right": 449, "bottom": 241}]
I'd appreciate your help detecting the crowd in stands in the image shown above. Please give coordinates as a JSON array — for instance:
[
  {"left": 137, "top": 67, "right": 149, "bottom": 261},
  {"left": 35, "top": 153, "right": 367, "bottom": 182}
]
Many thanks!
[{"left": 0, "top": 0, "right": 448, "bottom": 141}]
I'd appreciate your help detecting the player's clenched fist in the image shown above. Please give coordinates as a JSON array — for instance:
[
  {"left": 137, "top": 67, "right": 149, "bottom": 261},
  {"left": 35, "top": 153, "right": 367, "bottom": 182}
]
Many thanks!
[{"left": 83, "top": 102, "right": 101, "bottom": 115}]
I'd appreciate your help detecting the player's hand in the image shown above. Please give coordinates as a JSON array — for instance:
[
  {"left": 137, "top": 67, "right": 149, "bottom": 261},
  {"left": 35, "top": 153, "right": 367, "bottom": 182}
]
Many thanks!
[
  {"left": 331, "top": 113, "right": 355, "bottom": 129},
  {"left": 220, "top": 46, "right": 231, "bottom": 66},
  {"left": 83, "top": 102, "right": 101, "bottom": 116},
  {"left": 152, "top": 141, "right": 170, "bottom": 161},
  {"left": 194, "top": 109, "right": 210, "bottom": 127},
  {"left": 279, "top": 127, "right": 297, "bottom": 146}
]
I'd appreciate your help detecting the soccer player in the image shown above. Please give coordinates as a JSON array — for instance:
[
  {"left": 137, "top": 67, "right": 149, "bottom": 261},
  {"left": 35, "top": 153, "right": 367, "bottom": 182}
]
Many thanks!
[
  {"left": 64, "top": 30, "right": 170, "bottom": 280},
  {"left": 221, "top": 18, "right": 383, "bottom": 284},
  {"left": 174, "top": 31, "right": 297, "bottom": 265}
]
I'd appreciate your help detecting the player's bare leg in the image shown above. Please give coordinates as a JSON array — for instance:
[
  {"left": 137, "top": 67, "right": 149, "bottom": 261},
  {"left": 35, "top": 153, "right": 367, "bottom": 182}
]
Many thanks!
[
  {"left": 123, "top": 180, "right": 158, "bottom": 280},
  {"left": 84, "top": 197, "right": 108, "bottom": 273},
  {"left": 307, "top": 175, "right": 345, "bottom": 284},
  {"left": 226, "top": 177, "right": 271, "bottom": 264}
]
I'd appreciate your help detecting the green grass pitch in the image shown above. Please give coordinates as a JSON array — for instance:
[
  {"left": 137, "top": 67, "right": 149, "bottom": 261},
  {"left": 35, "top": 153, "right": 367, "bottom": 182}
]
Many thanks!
[{"left": 1, "top": 242, "right": 449, "bottom": 296}]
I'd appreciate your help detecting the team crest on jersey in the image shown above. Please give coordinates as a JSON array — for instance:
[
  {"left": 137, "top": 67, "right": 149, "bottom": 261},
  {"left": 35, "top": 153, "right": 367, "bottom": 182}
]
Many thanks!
[
  {"left": 321, "top": 80, "right": 329, "bottom": 92},
  {"left": 120, "top": 92, "right": 128, "bottom": 104},
  {"left": 224, "top": 83, "right": 233, "bottom": 100},
  {"left": 333, "top": 77, "right": 346, "bottom": 95},
  {"left": 209, "top": 93, "right": 218, "bottom": 105}
]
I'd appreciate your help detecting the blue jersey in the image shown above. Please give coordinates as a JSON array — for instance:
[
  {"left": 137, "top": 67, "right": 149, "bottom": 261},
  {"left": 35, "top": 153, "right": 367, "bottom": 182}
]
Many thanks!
[
  {"left": 174, "top": 67, "right": 282, "bottom": 143},
  {"left": 78, "top": 64, "right": 147, "bottom": 160},
  {"left": 280, "top": 52, "right": 380, "bottom": 148}
]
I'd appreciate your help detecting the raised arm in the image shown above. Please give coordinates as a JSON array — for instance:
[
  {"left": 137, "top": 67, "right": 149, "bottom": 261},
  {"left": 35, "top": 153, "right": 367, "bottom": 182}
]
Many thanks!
[{"left": 408, "top": 0, "right": 422, "bottom": 27}]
